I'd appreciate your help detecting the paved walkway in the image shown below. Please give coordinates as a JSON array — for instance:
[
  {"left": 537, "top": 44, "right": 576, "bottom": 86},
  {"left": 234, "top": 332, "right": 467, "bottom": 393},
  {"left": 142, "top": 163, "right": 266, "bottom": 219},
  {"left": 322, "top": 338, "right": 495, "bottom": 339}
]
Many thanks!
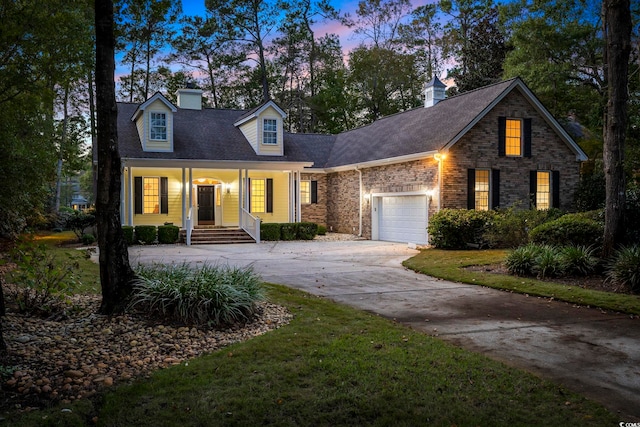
[{"left": 130, "top": 240, "right": 640, "bottom": 419}]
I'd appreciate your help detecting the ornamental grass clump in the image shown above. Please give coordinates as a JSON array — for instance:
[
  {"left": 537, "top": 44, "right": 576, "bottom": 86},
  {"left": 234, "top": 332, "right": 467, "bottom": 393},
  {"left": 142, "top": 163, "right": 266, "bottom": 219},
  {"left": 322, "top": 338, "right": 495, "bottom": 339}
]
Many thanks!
[
  {"left": 130, "top": 263, "right": 265, "bottom": 326},
  {"left": 558, "top": 245, "right": 599, "bottom": 276},
  {"left": 505, "top": 243, "right": 545, "bottom": 276},
  {"left": 606, "top": 245, "right": 640, "bottom": 294}
]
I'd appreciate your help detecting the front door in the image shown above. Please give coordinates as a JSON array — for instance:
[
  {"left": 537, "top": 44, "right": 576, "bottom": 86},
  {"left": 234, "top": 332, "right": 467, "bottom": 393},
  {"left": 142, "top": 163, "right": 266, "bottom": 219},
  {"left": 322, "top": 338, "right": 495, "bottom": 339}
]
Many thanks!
[{"left": 197, "top": 186, "right": 215, "bottom": 225}]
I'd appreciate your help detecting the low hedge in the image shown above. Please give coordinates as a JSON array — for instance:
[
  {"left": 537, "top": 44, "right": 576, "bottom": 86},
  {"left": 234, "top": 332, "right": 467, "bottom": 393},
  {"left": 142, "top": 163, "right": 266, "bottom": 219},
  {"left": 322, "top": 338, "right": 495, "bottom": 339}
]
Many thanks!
[
  {"left": 122, "top": 226, "right": 135, "bottom": 245},
  {"left": 428, "top": 209, "right": 497, "bottom": 249},
  {"left": 260, "top": 222, "right": 320, "bottom": 241},
  {"left": 529, "top": 214, "right": 603, "bottom": 247},
  {"left": 135, "top": 225, "right": 157, "bottom": 244},
  {"left": 158, "top": 225, "right": 180, "bottom": 244}
]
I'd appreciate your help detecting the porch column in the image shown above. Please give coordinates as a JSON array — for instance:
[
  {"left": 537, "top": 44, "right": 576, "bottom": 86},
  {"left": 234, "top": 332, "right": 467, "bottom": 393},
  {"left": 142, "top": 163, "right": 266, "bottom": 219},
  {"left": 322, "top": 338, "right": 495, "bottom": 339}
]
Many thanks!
[
  {"left": 238, "top": 168, "right": 242, "bottom": 224},
  {"left": 296, "top": 171, "right": 302, "bottom": 222},
  {"left": 181, "top": 168, "right": 186, "bottom": 228},
  {"left": 288, "top": 172, "right": 294, "bottom": 222},
  {"left": 126, "top": 167, "right": 133, "bottom": 226},
  {"left": 188, "top": 168, "right": 193, "bottom": 220},
  {"left": 120, "top": 165, "right": 125, "bottom": 224},
  {"left": 244, "top": 169, "right": 250, "bottom": 212}
]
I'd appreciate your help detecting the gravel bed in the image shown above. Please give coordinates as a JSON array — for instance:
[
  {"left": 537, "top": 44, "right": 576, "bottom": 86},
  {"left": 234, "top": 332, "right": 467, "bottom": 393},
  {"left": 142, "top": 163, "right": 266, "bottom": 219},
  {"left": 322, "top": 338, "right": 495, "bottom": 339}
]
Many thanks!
[{"left": 1, "top": 294, "right": 292, "bottom": 412}]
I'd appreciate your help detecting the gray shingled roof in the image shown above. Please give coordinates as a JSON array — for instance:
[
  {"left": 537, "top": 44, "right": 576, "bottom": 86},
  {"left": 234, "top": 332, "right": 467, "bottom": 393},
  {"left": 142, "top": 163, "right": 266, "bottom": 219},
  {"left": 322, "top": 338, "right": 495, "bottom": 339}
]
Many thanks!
[{"left": 117, "top": 78, "right": 519, "bottom": 168}]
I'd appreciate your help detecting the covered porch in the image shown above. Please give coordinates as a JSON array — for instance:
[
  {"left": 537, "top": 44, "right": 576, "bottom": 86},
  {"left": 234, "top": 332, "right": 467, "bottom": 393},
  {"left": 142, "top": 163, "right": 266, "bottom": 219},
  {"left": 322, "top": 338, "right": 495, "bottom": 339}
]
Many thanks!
[{"left": 120, "top": 159, "right": 312, "bottom": 244}]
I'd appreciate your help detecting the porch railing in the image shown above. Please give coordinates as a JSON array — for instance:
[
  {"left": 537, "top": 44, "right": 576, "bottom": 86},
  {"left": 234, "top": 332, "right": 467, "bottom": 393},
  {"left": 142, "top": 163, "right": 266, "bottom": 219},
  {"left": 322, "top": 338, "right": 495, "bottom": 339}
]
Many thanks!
[
  {"left": 241, "top": 208, "right": 261, "bottom": 243},
  {"left": 185, "top": 207, "right": 193, "bottom": 246}
]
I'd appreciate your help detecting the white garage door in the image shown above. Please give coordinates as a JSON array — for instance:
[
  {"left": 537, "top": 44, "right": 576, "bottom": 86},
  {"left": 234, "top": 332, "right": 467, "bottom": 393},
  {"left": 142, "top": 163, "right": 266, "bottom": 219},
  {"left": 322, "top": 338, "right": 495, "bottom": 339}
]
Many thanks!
[{"left": 378, "top": 195, "right": 428, "bottom": 244}]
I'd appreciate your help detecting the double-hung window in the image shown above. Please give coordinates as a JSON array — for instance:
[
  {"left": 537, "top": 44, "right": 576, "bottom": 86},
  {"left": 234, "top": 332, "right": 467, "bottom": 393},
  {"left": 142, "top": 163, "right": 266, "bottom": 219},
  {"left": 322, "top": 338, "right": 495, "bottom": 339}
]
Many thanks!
[
  {"left": 135, "top": 176, "right": 168, "bottom": 215},
  {"left": 535, "top": 171, "right": 551, "bottom": 210},
  {"left": 263, "top": 119, "right": 277, "bottom": 145},
  {"left": 300, "top": 181, "right": 311, "bottom": 204},
  {"left": 143, "top": 177, "right": 160, "bottom": 214},
  {"left": 150, "top": 112, "right": 167, "bottom": 140},
  {"left": 474, "top": 170, "right": 490, "bottom": 211},
  {"left": 505, "top": 119, "right": 522, "bottom": 156},
  {"left": 251, "top": 179, "right": 266, "bottom": 213}
]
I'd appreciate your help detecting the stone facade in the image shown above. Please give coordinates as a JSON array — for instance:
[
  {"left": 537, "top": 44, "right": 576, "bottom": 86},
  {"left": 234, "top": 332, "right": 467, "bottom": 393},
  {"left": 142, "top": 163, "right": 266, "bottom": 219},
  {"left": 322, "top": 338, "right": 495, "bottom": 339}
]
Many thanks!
[
  {"left": 316, "top": 89, "right": 582, "bottom": 239},
  {"left": 325, "top": 159, "right": 439, "bottom": 239},
  {"left": 300, "top": 173, "right": 328, "bottom": 226},
  {"left": 441, "top": 89, "right": 582, "bottom": 211}
]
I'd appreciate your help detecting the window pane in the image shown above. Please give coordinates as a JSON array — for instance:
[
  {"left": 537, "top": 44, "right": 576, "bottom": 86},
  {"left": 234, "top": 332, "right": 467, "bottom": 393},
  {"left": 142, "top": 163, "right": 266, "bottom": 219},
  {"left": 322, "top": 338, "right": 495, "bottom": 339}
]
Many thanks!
[
  {"left": 300, "top": 181, "right": 310, "bottom": 204},
  {"left": 536, "top": 171, "right": 550, "bottom": 210},
  {"left": 505, "top": 119, "right": 521, "bottom": 156},
  {"left": 475, "top": 170, "right": 490, "bottom": 211},
  {"left": 263, "top": 119, "right": 277, "bottom": 145},
  {"left": 143, "top": 177, "right": 159, "bottom": 214},
  {"left": 150, "top": 112, "right": 167, "bottom": 140},
  {"left": 251, "top": 179, "right": 265, "bottom": 213}
]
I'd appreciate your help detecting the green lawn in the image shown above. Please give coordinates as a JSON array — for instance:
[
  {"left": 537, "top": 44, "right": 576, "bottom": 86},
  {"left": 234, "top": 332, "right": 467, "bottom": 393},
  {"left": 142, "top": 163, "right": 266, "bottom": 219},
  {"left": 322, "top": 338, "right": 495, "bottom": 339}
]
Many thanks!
[
  {"left": 403, "top": 248, "right": 640, "bottom": 315},
  {"left": 3, "top": 239, "right": 625, "bottom": 426}
]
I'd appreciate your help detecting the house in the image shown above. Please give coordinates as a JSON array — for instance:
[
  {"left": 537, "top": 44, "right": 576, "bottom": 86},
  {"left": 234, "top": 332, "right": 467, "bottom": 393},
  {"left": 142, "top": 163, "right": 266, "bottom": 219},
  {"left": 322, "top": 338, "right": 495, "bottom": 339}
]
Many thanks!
[{"left": 116, "top": 77, "right": 587, "bottom": 245}]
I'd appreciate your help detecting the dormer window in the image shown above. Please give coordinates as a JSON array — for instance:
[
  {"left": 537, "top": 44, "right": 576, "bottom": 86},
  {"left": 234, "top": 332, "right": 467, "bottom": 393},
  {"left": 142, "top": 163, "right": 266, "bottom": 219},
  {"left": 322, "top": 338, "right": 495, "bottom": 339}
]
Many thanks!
[
  {"left": 150, "top": 112, "right": 167, "bottom": 140},
  {"left": 263, "top": 119, "right": 277, "bottom": 145}
]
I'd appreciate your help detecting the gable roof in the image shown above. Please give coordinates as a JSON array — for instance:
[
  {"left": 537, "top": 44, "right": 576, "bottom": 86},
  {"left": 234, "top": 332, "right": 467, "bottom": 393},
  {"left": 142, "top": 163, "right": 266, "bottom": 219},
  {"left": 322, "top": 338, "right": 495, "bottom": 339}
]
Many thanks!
[
  {"left": 116, "top": 77, "right": 587, "bottom": 170},
  {"left": 130, "top": 92, "right": 177, "bottom": 121}
]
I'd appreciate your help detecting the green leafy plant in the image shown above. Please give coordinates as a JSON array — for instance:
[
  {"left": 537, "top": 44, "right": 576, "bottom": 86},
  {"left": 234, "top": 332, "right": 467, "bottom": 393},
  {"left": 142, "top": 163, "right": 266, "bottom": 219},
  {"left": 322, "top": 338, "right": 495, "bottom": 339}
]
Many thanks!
[
  {"left": 529, "top": 214, "right": 603, "bottom": 247},
  {"left": 533, "top": 245, "right": 563, "bottom": 279},
  {"left": 157, "top": 225, "right": 179, "bottom": 244},
  {"left": 129, "top": 263, "right": 265, "bottom": 326},
  {"left": 606, "top": 245, "right": 640, "bottom": 294},
  {"left": 559, "top": 245, "right": 599, "bottom": 276},
  {"left": 428, "top": 209, "right": 497, "bottom": 249},
  {"left": 122, "top": 226, "right": 135, "bottom": 245},
  {"left": 4, "top": 236, "right": 79, "bottom": 314},
  {"left": 505, "top": 243, "right": 545, "bottom": 276},
  {"left": 134, "top": 225, "right": 157, "bottom": 244},
  {"left": 260, "top": 223, "right": 281, "bottom": 241},
  {"left": 65, "top": 208, "right": 96, "bottom": 241},
  {"left": 81, "top": 233, "right": 96, "bottom": 245},
  {"left": 485, "top": 205, "right": 564, "bottom": 248},
  {"left": 296, "top": 222, "right": 318, "bottom": 240},
  {"left": 317, "top": 225, "right": 327, "bottom": 235},
  {"left": 280, "top": 223, "right": 297, "bottom": 241}
]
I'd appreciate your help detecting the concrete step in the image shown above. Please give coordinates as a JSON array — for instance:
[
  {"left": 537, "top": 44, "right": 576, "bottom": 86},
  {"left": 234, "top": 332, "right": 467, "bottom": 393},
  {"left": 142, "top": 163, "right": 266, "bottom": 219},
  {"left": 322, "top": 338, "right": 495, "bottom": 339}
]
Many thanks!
[{"left": 180, "top": 228, "right": 255, "bottom": 244}]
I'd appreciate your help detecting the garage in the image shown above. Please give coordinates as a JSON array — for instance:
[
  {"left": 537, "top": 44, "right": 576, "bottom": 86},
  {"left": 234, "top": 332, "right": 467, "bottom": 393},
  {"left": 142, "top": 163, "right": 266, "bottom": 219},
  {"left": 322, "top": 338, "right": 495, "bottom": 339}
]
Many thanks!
[{"left": 376, "top": 195, "right": 428, "bottom": 244}]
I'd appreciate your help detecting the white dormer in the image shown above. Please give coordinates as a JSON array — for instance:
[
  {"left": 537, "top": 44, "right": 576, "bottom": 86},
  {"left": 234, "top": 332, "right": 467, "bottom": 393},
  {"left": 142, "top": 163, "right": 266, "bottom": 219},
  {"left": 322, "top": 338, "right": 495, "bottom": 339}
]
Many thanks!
[
  {"left": 425, "top": 76, "right": 446, "bottom": 108},
  {"left": 234, "top": 100, "right": 287, "bottom": 156},
  {"left": 131, "top": 92, "right": 177, "bottom": 152}
]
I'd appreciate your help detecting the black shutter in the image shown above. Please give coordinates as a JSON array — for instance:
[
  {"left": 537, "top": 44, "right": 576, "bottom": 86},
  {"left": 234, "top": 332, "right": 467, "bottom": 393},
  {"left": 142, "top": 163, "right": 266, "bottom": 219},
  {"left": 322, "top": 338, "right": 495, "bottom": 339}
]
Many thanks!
[
  {"left": 467, "top": 169, "right": 475, "bottom": 209},
  {"left": 491, "top": 169, "right": 500, "bottom": 209},
  {"left": 524, "top": 118, "right": 532, "bottom": 157},
  {"left": 134, "top": 177, "right": 142, "bottom": 214},
  {"left": 530, "top": 171, "right": 537, "bottom": 208},
  {"left": 266, "top": 178, "right": 273, "bottom": 213},
  {"left": 498, "top": 117, "right": 506, "bottom": 156},
  {"left": 552, "top": 170, "right": 560, "bottom": 208},
  {"left": 311, "top": 180, "right": 318, "bottom": 204},
  {"left": 160, "top": 177, "right": 168, "bottom": 214}
]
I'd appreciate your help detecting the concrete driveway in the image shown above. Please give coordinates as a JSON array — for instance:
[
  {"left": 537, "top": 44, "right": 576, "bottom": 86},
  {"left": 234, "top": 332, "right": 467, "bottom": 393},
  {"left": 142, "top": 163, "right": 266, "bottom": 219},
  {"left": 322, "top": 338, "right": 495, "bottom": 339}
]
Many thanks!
[{"left": 129, "top": 240, "right": 640, "bottom": 419}]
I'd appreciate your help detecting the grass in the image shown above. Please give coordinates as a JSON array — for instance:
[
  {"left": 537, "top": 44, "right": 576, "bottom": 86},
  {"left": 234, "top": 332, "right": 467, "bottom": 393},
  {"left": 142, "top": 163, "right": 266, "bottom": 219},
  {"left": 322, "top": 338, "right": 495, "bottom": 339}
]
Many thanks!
[
  {"left": 7, "top": 284, "right": 617, "bottom": 426},
  {"left": 403, "top": 248, "right": 640, "bottom": 315}
]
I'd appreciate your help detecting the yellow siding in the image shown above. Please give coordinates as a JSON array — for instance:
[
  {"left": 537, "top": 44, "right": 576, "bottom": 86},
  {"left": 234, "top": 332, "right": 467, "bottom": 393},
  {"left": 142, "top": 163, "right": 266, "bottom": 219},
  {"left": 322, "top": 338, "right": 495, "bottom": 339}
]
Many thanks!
[
  {"left": 257, "top": 106, "right": 284, "bottom": 156},
  {"left": 143, "top": 100, "right": 173, "bottom": 152},
  {"left": 239, "top": 120, "right": 258, "bottom": 152},
  {"left": 130, "top": 168, "right": 183, "bottom": 227},
  {"left": 247, "top": 171, "right": 289, "bottom": 223}
]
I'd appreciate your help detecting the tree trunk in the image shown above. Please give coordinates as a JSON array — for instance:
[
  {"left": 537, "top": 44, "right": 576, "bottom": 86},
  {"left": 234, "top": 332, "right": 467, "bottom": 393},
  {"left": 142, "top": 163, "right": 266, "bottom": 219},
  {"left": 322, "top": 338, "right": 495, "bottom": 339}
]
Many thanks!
[
  {"left": 0, "top": 275, "right": 6, "bottom": 359},
  {"left": 95, "top": 0, "right": 135, "bottom": 314},
  {"left": 602, "top": 0, "right": 632, "bottom": 257}
]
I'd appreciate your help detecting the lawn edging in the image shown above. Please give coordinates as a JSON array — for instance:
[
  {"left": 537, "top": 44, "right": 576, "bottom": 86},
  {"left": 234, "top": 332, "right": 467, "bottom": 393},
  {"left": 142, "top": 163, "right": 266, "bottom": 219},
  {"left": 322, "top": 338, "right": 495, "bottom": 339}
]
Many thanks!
[{"left": 402, "top": 248, "right": 640, "bottom": 316}]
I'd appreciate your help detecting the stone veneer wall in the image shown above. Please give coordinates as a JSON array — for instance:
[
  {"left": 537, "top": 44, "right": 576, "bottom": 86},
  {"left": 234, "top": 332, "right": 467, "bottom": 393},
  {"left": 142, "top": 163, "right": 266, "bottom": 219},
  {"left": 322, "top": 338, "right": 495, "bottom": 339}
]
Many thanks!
[
  {"left": 326, "top": 158, "right": 439, "bottom": 239},
  {"left": 300, "top": 173, "right": 328, "bottom": 226},
  {"left": 442, "top": 89, "right": 582, "bottom": 211}
]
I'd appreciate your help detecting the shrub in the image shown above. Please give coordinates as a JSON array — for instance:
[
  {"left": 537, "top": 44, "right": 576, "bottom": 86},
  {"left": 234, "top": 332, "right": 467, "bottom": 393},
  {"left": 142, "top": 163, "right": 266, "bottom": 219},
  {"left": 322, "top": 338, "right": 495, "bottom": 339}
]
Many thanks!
[
  {"left": 505, "top": 244, "right": 545, "bottom": 276},
  {"left": 158, "top": 225, "right": 180, "bottom": 244},
  {"left": 606, "top": 245, "right": 640, "bottom": 294},
  {"left": 130, "top": 263, "right": 265, "bottom": 326},
  {"left": 529, "top": 214, "right": 603, "bottom": 247},
  {"left": 81, "top": 233, "right": 96, "bottom": 245},
  {"left": 296, "top": 222, "right": 318, "bottom": 240},
  {"left": 559, "top": 245, "right": 598, "bottom": 276},
  {"left": 135, "top": 225, "right": 157, "bottom": 244},
  {"left": 260, "top": 223, "right": 281, "bottom": 241},
  {"left": 428, "top": 209, "right": 496, "bottom": 249},
  {"left": 317, "top": 225, "right": 327, "bottom": 235},
  {"left": 485, "top": 206, "right": 562, "bottom": 248},
  {"left": 533, "top": 245, "right": 563, "bottom": 279},
  {"left": 624, "top": 185, "right": 640, "bottom": 245},
  {"left": 122, "top": 226, "right": 135, "bottom": 245},
  {"left": 280, "top": 223, "right": 297, "bottom": 241},
  {"left": 4, "top": 236, "right": 79, "bottom": 314},
  {"left": 66, "top": 209, "right": 96, "bottom": 241}
]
